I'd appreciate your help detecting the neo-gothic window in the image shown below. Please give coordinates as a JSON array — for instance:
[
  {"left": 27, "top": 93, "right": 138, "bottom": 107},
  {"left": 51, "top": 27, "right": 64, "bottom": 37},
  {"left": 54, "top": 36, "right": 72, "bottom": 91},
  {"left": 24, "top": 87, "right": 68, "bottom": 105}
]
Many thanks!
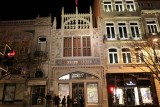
[
  {"left": 63, "top": 36, "right": 91, "bottom": 57},
  {"left": 130, "top": 23, "right": 140, "bottom": 39},
  {"left": 118, "top": 23, "right": 128, "bottom": 39},
  {"left": 126, "top": 0, "right": 135, "bottom": 11},
  {"left": 115, "top": 1, "right": 123, "bottom": 11},
  {"left": 122, "top": 48, "right": 131, "bottom": 63},
  {"left": 106, "top": 23, "right": 116, "bottom": 40},
  {"left": 37, "top": 37, "right": 46, "bottom": 52},
  {"left": 104, "top": 1, "right": 112, "bottom": 12},
  {"left": 146, "top": 20, "right": 158, "bottom": 33},
  {"left": 109, "top": 48, "right": 118, "bottom": 64}
]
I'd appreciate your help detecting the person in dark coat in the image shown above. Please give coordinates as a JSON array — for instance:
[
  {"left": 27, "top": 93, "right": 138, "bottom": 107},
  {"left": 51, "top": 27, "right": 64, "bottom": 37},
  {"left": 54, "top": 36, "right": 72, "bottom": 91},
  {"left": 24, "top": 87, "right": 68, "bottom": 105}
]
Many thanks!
[
  {"left": 61, "top": 96, "right": 66, "bottom": 107},
  {"left": 67, "top": 95, "right": 72, "bottom": 107},
  {"left": 55, "top": 95, "right": 61, "bottom": 107},
  {"left": 80, "top": 96, "right": 84, "bottom": 107},
  {"left": 45, "top": 93, "right": 51, "bottom": 107}
]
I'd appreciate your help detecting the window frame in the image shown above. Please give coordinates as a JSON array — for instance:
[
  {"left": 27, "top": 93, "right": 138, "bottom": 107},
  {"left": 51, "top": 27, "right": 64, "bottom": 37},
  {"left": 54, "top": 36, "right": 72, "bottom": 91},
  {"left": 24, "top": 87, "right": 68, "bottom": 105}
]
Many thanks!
[
  {"left": 115, "top": 1, "right": 124, "bottom": 12},
  {"left": 130, "top": 22, "right": 141, "bottom": 39},
  {"left": 106, "top": 23, "right": 116, "bottom": 40},
  {"left": 118, "top": 23, "right": 128, "bottom": 40},
  {"left": 37, "top": 37, "right": 47, "bottom": 52},
  {"left": 122, "top": 48, "right": 132, "bottom": 64},
  {"left": 103, "top": 1, "right": 113, "bottom": 12},
  {"left": 63, "top": 36, "right": 91, "bottom": 57},
  {"left": 125, "top": 0, "right": 136, "bottom": 11},
  {"left": 146, "top": 20, "right": 158, "bottom": 33},
  {"left": 108, "top": 48, "right": 119, "bottom": 64}
]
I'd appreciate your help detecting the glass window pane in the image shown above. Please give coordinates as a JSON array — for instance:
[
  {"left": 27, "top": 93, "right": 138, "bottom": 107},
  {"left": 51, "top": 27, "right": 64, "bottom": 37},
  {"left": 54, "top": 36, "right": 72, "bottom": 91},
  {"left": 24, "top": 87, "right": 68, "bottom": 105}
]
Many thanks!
[
  {"left": 87, "top": 83, "right": 98, "bottom": 103},
  {"left": 59, "top": 84, "right": 69, "bottom": 101}
]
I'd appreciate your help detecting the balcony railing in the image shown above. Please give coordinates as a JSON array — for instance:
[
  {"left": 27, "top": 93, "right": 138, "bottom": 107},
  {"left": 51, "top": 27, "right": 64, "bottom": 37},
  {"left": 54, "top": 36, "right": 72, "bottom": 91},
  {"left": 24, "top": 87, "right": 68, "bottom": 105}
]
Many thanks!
[{"left": 103, "top": 33, "right": 142, "bottom": 41}]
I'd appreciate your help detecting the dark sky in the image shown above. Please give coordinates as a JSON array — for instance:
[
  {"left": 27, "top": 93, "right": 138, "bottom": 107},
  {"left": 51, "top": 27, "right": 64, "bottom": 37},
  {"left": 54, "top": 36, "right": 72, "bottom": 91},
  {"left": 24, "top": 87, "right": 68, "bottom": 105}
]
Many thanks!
[{"left": 0, "top": 0, "right": 94, "bottom": 21}]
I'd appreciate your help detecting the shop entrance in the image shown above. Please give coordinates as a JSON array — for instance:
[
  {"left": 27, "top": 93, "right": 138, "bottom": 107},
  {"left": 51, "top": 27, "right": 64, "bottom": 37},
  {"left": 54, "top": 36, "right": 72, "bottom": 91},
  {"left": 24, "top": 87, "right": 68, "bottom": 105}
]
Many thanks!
[
  {"left": 72, "top": 83, "right": 84, "bottom": 106},
  {"left": 125, "top": 87, "right": 135, "bottom": 105}
]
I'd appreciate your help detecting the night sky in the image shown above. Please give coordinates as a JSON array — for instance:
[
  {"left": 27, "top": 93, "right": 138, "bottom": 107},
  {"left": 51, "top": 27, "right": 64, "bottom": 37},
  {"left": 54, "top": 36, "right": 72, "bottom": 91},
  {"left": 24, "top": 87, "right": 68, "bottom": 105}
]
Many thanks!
[{"left": 0, "top": 0, "right": 94, "bottom": 21}]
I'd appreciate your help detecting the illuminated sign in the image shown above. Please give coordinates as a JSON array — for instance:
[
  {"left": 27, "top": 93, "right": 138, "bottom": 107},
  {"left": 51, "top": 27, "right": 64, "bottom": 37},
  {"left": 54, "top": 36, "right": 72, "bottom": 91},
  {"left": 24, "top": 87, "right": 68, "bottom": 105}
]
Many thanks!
[{"left": 126, "top": 81, "right": 136, "bottom": 86}]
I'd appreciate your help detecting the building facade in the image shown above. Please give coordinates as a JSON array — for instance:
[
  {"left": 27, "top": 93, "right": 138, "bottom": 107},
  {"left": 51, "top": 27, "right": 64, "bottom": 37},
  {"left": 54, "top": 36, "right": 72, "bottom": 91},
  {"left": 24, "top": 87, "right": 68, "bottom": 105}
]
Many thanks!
[
  {"left": 0, "top": 0, "right": 160, "bottom": 107},
  {"left": 0, "top": 16, "right": 52, "bottom": 105},
  {"left": 101, "top": 0, "right": 160, "bottom": 106}
]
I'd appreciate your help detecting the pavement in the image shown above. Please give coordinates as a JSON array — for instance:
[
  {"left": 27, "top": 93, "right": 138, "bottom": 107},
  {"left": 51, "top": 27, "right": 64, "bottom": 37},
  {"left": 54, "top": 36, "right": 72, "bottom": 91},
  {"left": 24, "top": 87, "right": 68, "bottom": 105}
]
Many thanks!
[{"left": 0, "top": 103, "right": 45, "bottom": 107}]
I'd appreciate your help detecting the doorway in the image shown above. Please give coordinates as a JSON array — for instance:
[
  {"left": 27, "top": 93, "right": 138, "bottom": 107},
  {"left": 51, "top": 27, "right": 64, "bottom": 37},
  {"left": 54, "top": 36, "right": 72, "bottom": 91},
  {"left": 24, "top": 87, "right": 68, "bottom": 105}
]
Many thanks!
[
  {"left": 72, "top": 83, "right": 84, "bottom": 106},
  {"left": 126, "top": 87, "right": 135, "bottom": 105}
]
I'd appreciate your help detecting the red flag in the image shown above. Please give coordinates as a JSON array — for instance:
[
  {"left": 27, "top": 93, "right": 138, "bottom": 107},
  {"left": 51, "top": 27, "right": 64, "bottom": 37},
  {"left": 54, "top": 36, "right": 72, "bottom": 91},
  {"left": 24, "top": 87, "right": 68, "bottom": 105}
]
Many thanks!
[{"left": 75, "top": 0, "right": 78, "bottom": 6}]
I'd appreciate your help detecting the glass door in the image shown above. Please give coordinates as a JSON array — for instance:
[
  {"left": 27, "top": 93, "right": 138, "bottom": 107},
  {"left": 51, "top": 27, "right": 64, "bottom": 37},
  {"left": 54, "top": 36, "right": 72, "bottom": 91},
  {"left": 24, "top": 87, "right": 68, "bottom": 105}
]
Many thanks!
[
  {"left": 72, "top": 83, "right": 84, "bottom": 106},
  {"left": 125, "top": 87, "right": 135, "bottom": 105}
]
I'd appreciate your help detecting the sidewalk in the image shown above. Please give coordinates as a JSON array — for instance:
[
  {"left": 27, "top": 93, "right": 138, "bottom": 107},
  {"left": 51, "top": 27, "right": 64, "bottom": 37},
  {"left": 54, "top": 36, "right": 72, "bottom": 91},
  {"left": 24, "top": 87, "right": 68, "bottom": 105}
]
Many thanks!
[
  {"left": 0, "top": 103, "right": 22, "bottom": 107},
  {"left": 0, "top": 103, "right": 45, "bottom": 107}
]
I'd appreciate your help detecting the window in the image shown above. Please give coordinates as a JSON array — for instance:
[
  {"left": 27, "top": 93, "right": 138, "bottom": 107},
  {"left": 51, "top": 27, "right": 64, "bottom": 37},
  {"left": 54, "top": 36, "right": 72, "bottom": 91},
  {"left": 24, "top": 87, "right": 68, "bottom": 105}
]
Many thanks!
[
  {"left": 87, "top": 83, "right": 98, "bottom": 103},
  {"left": 104, "top": 1, "right": 112, "bottom": 12},
  {"left": 63, "top": 36, "right": 91, "bottom": 57},
  {"left": 115, "top": 1, "right": 123, "bottom": 12},
  {"left": 146, "top": 20, "right": 158, "bottom": 33},
  {"left": 109, "top": 48, "right": 118, "bottom": 64},
  {"left": 118, "top": 23, "right": 128, "bottom": 39},
  {"left": 130, "top": 23, "right": 140, "bottom": 39},
  {"left": 106, "top": 23, "right": 116, "bottom": 40},
  {"left": 37, "top": 37, "right": 46, "bottom": 52},
  {"left": 59, "top": 84, "right": 69, "bottom": 101},
  {"left": 135, "top": 48, "right": 144, "bottom": 63},
  {"left": 122, "top": 48, "right": 131, "bottom": 63},
  {"left": 126, "top": 0, "right": 135, "bottom": 11}
]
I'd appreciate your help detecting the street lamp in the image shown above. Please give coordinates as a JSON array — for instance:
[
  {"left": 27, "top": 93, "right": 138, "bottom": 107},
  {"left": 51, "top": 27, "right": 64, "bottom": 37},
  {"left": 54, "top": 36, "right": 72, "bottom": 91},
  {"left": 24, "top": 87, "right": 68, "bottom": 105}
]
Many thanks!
[{"left": 153, "top": 38, "right": 158, "bottom": 42}]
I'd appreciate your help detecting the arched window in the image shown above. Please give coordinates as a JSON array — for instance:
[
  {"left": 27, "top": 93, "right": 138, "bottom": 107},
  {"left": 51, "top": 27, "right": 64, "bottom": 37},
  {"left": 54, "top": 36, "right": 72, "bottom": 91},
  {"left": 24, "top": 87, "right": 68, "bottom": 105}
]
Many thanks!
[
  {"left": 122, "top": 48, "right": 131, "bottom": 63},
  {"left": 109, "top": 48, "right": 118, "bottom": 64},
  {"left": 35, "top": 70, "right": 44, "bottom": 78}
]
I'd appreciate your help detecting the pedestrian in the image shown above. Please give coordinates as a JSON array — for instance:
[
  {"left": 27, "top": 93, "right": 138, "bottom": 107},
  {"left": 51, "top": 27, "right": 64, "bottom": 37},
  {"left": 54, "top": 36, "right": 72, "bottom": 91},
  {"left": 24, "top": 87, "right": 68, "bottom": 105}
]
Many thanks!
[
  {"left": 45, "top": 92, "right": 51, "bottom": 107},
  {"left": 80, "top": 96, "right": 84, "bottom": 107},
  {"left": 67, "top": 95, "right": 71, "bottom": 107},
  {"left": 61, "top": 96, "right": 66, "bottom": 107},
  {"left": 55, "top": 95, "right": 61, "bottom": 107}
]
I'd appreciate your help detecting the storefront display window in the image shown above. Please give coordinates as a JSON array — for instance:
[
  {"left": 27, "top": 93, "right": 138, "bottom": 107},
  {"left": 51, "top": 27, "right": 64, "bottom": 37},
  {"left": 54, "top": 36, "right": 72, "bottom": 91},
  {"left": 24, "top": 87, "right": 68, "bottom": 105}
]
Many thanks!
[
  {"left": 113, "top": 88, "right": 124, "bottom": 105},
  {"left": 140, "top": 87, "right": 152, "bottom": 104},
  {"left": 4, "top": 84, "right": 16, "bottom": 102},
  {"left": 107, "top": 73, "right": 157, "bottom": 106},
  {"left": 87, "top": 83, "right": 98, "bottom": 103},
  {"left": 59, "top": 84, "right": 69, "bottom": 100}
]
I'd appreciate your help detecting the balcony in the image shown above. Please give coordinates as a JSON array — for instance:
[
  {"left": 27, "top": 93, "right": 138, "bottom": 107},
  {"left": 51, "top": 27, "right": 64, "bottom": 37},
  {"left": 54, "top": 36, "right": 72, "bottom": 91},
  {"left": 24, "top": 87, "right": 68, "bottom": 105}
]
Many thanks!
[{"left": 103, "top": 33, "right": 142, "bottom": 42}]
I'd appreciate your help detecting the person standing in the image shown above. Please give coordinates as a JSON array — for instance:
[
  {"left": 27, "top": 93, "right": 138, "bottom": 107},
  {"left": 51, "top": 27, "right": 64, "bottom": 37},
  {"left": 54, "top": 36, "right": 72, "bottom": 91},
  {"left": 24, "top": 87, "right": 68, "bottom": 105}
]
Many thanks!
[
  {"left": 55, "top": 95, "right": 61, "bottom": 107},
  {"left": 45, "top": 92, "right": 51, "bottom": 107},
  {"left": 80, "top": 96, "right": 84, "bottom": 107},
  {"left": 67, "top": 95, "right": 71, "bottom": 107},
  {"left": 62, "top": 96, "right": 66, "bottom": 107}
]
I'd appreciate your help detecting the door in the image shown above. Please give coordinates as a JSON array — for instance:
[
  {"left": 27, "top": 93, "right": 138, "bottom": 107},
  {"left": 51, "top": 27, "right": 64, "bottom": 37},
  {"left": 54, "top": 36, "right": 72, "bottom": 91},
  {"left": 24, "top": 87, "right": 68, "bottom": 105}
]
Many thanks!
[
  {"left": 126, "top": 87, "right": 135, "bottom": 105},
  {"left": 72, "top": 83, "right": 84, "bottom": 106}
]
